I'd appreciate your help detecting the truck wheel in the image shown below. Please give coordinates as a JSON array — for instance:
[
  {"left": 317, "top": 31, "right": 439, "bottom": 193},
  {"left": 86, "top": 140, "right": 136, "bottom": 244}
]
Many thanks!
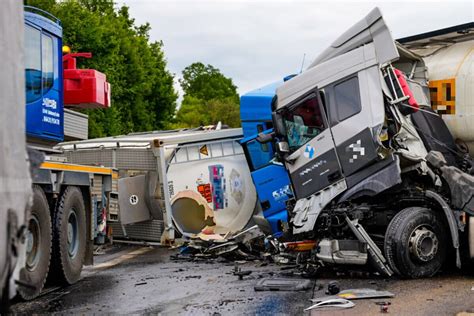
[
  {"left": 52, "top": 186, "right": 86, "bottom": 285},
  {"left": 384, "top": 207, "right": 447, "bottom": 278},
  {"left": 18, "top": 186, "right": 51, "bottom": 300}
]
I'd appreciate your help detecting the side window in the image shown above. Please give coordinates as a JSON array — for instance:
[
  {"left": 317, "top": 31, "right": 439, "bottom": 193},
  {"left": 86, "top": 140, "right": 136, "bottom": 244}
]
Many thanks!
[
  {"left": 244, "top": 139, "right": 273, "bottom": 171},
  {"left": 25, "top": 25, "right": 42, "bottom": 103},
  {"left": 334, "top": 77, "right": 361, "bottom": 122},
  {"left": 256, "top": 124, "right": 269, "bottom": 152},
  {"left": 41, "top": 34, "right": 54, "bottom": 94},
  {"left": 282, "top": 93, "right": 326, "bottom": 151}
]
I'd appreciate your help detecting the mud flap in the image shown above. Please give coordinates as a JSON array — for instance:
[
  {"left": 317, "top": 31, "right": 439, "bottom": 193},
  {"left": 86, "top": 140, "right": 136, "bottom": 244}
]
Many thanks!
[{"left": 346, "top": 217, "right": 393, "bottom": 276}]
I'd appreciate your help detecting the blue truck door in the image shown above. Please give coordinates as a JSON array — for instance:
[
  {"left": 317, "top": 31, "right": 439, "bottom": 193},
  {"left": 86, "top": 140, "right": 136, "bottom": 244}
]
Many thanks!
[
  {"left": 25, "top": 16, "right": 63, "bottom": 142},
  {"left": 40, "top": 31, "right": 62, "bottom": 139},
  {"left": 242, "top": 135, "right": 291, "bottom": 234}
]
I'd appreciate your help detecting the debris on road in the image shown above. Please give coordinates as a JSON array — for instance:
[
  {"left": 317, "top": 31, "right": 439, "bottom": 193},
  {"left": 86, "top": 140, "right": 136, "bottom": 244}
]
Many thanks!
[
  {"left": 233, "top": 266, "right": 252, "bottom": 280},
  {"left": 254, "top": 278, "right": 312, "bottom": 291},
  {"left": 312, "top": 288, "right": 395, "bottom": 302},
  {"left": 134, "top": 282, "right": 147, "bottom": 286},
  {"left": 304, "top": 298, "right": 355, "bottom": 311},
  {"left": 375, "top": 301, "right": 392, "bottom": 313},
  {"left": 326, "top": 281, "right": 340, "bottom": 295}
]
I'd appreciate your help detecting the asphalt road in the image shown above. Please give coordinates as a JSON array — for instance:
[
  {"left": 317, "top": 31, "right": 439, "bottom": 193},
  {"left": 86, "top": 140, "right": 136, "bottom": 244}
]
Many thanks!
[{"left": 9, "top": 245, "right": 474, "bottom": 315}]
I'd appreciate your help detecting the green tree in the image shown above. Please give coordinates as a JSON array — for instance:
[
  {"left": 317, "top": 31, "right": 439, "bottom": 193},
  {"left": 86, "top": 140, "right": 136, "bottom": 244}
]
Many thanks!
[
  {"left": 24, "top": 0, "right": 177, "bottom": 138},
  {"left": 180, "top": 62, "right": 239, "bottom": 103},
  {"left": 175, "top": 62, "right": 240, "bottom": 128}
]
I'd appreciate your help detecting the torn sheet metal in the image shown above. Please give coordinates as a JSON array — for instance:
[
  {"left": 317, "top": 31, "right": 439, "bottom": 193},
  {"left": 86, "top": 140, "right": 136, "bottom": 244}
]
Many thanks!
[
  {"left": 292, "top": 179, "right": 347, "bottom": 234},
  {"left": 232, "top": 225, "right": 265, "bottom": 244}
]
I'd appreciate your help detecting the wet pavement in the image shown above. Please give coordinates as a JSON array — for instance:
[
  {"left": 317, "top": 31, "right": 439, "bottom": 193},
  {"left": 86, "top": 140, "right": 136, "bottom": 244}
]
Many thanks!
[
  {"left": 310, "top": 272, "right": 474, "bottom": 316},
  {"left": 10, "top": 245, "right": 312, "bottom": 315},
  {"left": 10, "top": 245, "right": 474, "bottom": 315}
]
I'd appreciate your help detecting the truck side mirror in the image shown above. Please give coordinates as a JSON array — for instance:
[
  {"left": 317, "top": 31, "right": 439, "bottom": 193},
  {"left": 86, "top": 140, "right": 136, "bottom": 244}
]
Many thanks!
[
  {"left": 272, "top": 112, "right": 286, "bottom": 137},
  {"left": 256, "top": 132, "right": 274, "bottom": 144},
  {"left": 277, "top": 141, "right": 290, "bottom": 153}
]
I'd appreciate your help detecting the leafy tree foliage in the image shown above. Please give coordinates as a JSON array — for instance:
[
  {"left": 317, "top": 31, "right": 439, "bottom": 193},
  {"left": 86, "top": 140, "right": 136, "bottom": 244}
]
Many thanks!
[
  {"left": 180, "top": 62, "right": 239, "bottom": 103},
  {"left": 175, "top": 62, "right": 241, "bottom": 128},
  {"left": 24, "top": 0, "right": 177, "bottom": 138}
]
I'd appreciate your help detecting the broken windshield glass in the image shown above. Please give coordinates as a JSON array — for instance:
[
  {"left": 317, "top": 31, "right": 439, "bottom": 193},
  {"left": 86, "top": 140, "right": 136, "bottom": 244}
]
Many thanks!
[{"left": 281, "top": 93, "right": 326, "bottom": 151}]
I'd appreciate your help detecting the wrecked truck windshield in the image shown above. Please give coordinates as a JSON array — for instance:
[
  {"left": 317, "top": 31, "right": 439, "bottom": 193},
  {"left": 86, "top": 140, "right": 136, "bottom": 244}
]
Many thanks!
[{"left": 282, "top": 93, "right": 326, "bottom": 151}]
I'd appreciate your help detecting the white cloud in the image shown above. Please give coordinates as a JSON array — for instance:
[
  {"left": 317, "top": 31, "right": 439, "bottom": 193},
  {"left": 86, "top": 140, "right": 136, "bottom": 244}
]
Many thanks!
[{"left": 120, "top": 0, "right": 473, "bottom": 100}]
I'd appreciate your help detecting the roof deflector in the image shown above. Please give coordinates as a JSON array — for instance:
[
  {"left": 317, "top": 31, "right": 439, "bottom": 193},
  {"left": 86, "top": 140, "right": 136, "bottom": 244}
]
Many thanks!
[{"left": 308, "top": 7, "right": 399, "bottom": 68}]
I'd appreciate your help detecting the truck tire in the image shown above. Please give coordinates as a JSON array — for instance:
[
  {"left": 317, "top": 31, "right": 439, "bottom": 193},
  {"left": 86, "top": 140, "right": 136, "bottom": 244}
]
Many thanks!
[
  {"left": 384, "top": 207, "right": 447, "bottom": 278},
  {"left": 18, "top": 185, "right": 51, "bottom": 300},
  {"left": 51, "top": 186, "right": 86, "bottom": 285}
]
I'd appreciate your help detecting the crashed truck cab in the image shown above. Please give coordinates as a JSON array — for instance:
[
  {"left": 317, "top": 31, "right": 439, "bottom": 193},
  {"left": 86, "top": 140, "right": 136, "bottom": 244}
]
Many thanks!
[{"left": 271, "top": 8, "right": 474, "bottom": 278}]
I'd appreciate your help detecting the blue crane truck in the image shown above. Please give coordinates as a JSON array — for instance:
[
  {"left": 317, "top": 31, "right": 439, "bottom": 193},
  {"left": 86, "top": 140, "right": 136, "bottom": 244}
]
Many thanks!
[{"left": 2, "top": 6, "right": 117, "bottom": 302}]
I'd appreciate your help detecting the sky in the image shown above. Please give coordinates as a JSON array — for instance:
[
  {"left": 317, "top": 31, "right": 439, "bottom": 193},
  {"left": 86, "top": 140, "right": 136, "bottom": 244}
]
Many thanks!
[{"left": 120, "top": 0, "right": 473, "bottom": 101}]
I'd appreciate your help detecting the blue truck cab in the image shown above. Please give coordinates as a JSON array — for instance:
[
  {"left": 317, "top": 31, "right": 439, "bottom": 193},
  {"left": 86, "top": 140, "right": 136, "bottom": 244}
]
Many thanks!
[
  {"left": 239, "top": 78, "right": 295, "bottom": 236},
  {"left": 24, "top": 6, "right": 64, "bottom": 143}
]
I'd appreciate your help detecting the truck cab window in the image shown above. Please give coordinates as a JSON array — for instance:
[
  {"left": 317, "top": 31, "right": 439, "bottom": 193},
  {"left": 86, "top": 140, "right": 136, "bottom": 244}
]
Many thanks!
[
  {"left": 41, "top": 34, "right": 54, "bottom": 94},
  {"left": 334, "top": 76, "right": 361, "bottom": 122},
  {"left": 25, "top": 25, "right": 42, "bottom": 103},
  {"left": 282, "top": 93, "right": 326, "bottom": 151},
  {"left": 244, "top": 138, "right": 273, "bottom": 171}
]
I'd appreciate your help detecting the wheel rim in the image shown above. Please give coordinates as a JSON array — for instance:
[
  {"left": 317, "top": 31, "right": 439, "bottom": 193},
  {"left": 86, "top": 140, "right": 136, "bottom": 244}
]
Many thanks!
[
  {"left": 26, "top": 215, "right": 41, "bottom": 271},
  {"left": 409, "top": 225, "right": 439, "bottom": 262},
  {"left": 67, "top": 208, "right": 79, "bottom": 258}
]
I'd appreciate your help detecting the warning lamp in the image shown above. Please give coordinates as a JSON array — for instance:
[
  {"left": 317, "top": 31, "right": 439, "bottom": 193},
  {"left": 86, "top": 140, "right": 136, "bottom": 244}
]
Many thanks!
[{"left": 62, "top": 45, "right": 71, "bottom": 54}]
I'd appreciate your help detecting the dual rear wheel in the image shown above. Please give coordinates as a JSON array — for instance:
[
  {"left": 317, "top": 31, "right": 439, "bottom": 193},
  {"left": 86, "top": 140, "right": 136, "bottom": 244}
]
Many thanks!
[{"left": 18, "top": 186, "right": 86, "bottom": 300}]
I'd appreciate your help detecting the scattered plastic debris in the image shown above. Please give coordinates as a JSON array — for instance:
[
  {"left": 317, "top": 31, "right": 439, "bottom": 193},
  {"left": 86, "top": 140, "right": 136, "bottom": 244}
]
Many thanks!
[{"left": 304, "top": 298, "right": 355, "bottom": 311}]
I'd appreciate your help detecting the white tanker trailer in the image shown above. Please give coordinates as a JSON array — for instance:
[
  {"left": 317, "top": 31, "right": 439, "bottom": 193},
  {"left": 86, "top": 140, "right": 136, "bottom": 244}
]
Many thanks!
[
  {"left": 398, "top": 22, "right": 474, "bottom": 155},
  {"left": 57, "top": 128, "right": 257, "bottom": 242}
]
